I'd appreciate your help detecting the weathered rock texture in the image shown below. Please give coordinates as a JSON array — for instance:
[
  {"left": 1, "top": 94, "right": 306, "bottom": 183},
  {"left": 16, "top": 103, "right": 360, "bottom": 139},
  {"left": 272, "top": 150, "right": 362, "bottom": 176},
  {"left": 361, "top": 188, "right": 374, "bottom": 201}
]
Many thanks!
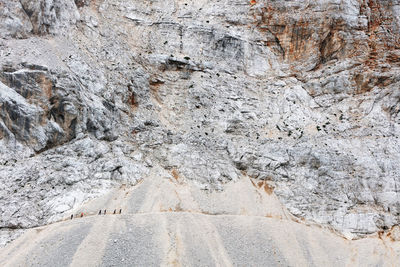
[
  {"left": 1, "top": 178, "right": 400, "bottom": 266},
  {"left": 1, "top": 0, "right": 400, "bottom": 245}
]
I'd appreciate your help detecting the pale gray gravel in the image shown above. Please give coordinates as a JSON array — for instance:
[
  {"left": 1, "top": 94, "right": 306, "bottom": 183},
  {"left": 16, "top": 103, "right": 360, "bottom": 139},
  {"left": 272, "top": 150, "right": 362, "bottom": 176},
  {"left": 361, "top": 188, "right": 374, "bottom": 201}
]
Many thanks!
[
  {"left": 27, "top": 223, "right": 91, "bottom": 267},
  {"left": 101, "top": 217, "right": 162, "bottom": 267}
]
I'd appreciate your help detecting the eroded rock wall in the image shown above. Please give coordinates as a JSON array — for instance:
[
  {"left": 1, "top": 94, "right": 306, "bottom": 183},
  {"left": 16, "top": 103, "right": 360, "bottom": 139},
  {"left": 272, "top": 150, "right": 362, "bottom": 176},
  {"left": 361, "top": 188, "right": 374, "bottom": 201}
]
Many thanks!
[{"left": 0, "top": 0, "right": 399, "bottom": 242}]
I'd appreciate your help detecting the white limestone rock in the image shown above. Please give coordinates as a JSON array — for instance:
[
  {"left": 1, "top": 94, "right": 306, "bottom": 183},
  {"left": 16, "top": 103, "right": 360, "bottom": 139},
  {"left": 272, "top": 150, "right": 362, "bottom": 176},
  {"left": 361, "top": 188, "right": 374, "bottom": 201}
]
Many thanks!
[{"left": 1, "top": 0, "right": 400, "bottom": 247}]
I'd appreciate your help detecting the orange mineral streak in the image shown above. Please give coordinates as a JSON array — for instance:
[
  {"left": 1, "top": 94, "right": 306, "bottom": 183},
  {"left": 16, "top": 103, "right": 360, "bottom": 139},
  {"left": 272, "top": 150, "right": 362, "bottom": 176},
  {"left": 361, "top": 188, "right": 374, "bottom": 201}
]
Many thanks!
[
  {"left": 256, "top": 181, "right": 274, "bottom": 195},
  {"left": 171, "top": 169, "right": 180, "bottom": 180},
  {"left": 249, "top": 0, "right": 400, "bottom": 96}
]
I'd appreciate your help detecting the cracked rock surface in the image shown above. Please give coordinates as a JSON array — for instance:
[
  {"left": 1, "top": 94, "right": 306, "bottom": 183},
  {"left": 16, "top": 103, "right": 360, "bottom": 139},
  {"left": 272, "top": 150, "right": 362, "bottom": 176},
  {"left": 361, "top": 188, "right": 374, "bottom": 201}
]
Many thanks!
[{"left": 1, "top": 0, "right": 400, "bottom": 247}]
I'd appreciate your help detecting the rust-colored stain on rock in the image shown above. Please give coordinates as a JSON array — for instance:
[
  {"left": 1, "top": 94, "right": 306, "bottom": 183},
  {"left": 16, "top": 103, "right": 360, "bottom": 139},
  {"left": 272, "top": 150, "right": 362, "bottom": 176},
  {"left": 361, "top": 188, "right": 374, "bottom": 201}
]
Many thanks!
[
  {"left": 171, "top": 169, "right": 180, "bottom": 180},
  {"left": 256, "top": 180, "right": 274, "bottom": 195},
  {"left": 251, "top": 0, "right": 399, "bottom": 80},
  {"left": 129, "top": 92, "right": 138, "bottom": 109}
]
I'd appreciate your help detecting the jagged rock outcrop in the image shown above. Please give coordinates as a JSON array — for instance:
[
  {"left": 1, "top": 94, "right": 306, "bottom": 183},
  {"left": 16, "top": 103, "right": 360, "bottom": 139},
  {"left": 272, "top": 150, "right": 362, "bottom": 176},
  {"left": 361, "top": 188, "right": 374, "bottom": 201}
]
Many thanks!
[
  {"left": 0, "top": 0, "right": 80, "bottom": 38},
  {"left": 1, "top": 0, "right": 400, "bottom": 247}
]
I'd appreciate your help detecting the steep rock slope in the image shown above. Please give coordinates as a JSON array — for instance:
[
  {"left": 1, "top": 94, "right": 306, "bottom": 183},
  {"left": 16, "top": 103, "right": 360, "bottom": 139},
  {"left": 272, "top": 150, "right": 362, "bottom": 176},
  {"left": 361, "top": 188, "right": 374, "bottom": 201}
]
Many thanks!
[{"left": 0, "top": 0, "right": 400, "bottom": 245}]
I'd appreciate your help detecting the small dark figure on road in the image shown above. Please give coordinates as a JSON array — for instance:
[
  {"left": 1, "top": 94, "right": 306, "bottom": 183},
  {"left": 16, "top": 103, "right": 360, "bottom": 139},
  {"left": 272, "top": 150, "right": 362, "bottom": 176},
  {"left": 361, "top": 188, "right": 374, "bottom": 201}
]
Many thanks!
[
  {"left": 98, "top": 210, "right": 101, "bottom": 215},
  {"left": 71, "top": 214, "right": 73, "bottom": 220},
  {"left": 113, "top": 209, "right": 116, "bottom": 214},
  {"left": 119, "top": 209, "right": 122, "bottom": 214},
  {"left": 104, "top": 209, "right": 106, "bottom": 215}
]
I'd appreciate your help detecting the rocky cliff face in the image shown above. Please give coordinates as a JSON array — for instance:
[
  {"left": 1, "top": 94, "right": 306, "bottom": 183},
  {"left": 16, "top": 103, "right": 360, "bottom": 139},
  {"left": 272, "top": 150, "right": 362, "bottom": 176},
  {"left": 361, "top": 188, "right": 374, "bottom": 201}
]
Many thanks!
[{"left": 1, "top": 0, "right": 400, "bottom": 245}]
